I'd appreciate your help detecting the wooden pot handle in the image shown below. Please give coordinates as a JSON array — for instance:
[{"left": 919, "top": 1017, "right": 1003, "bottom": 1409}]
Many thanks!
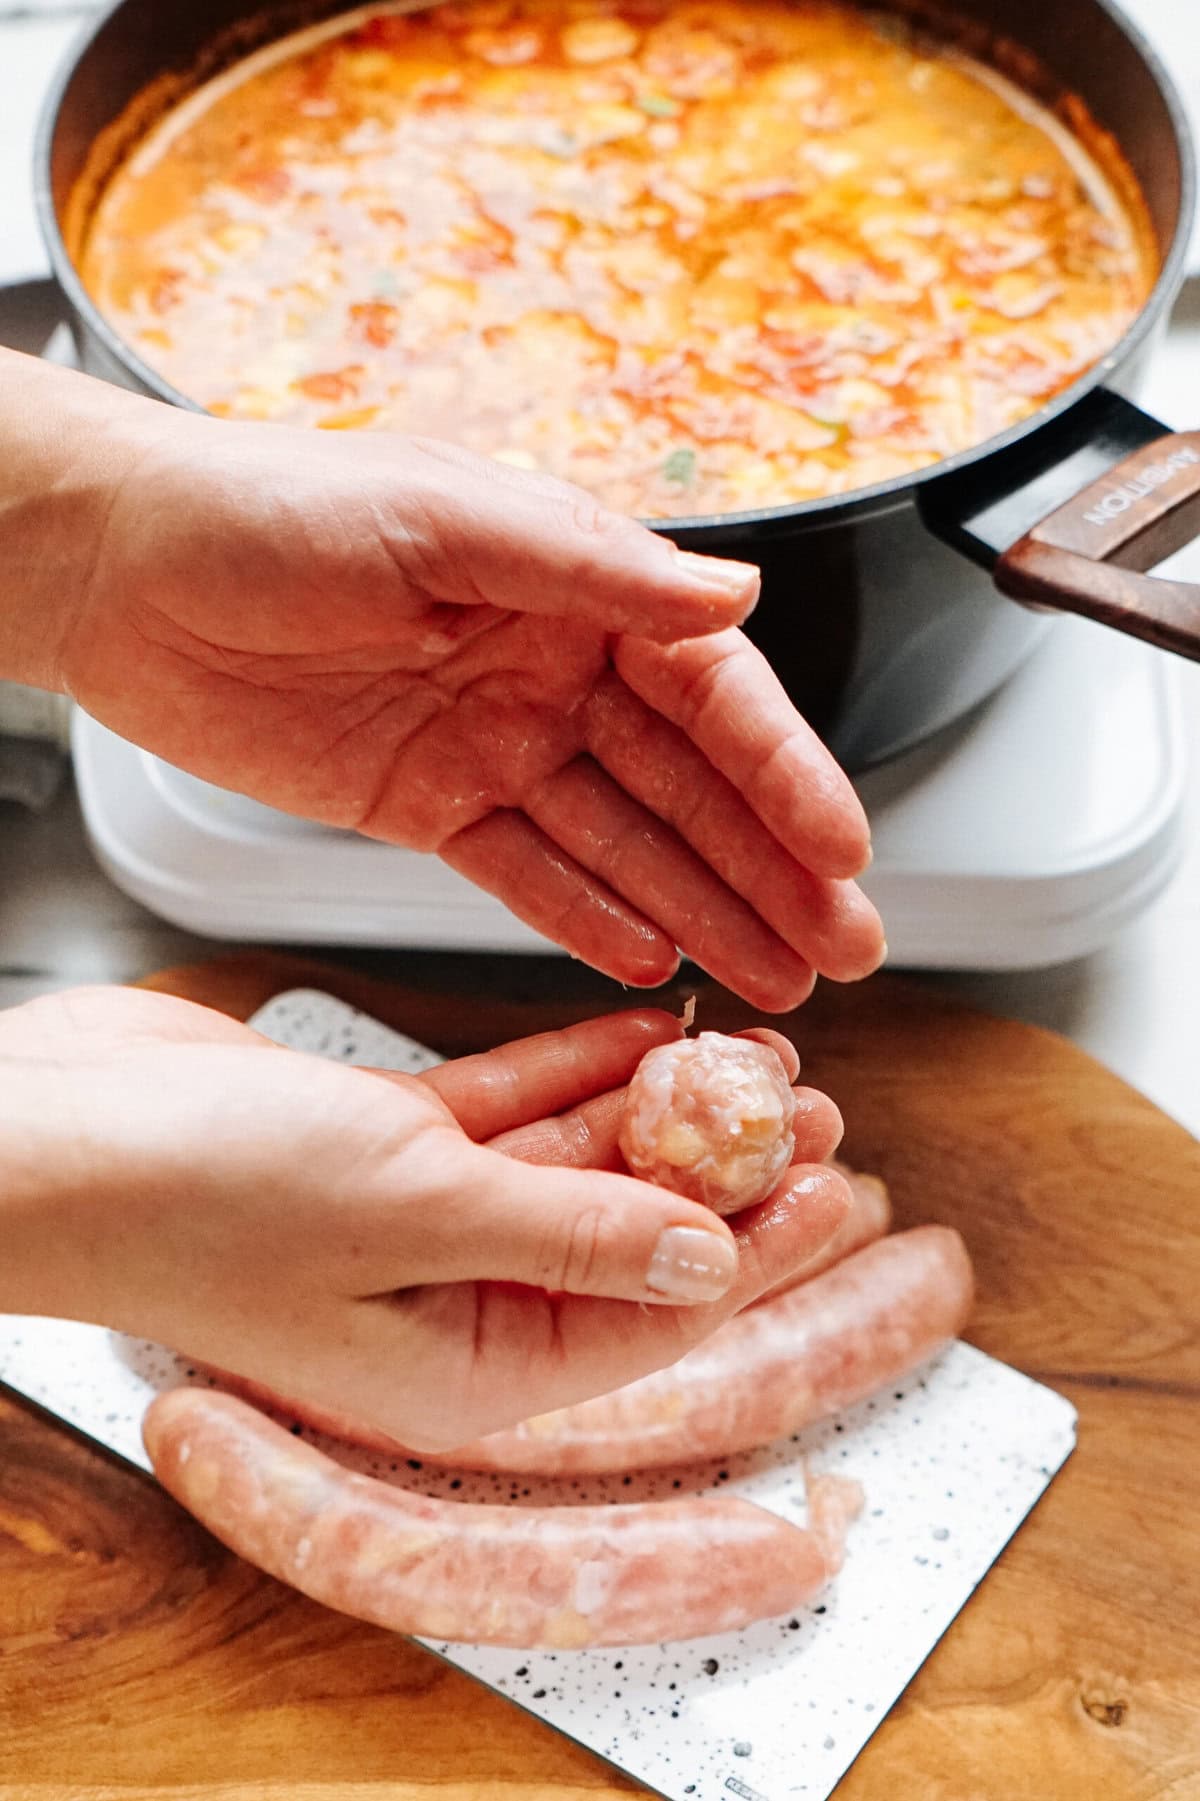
[
  {"left": 920, "top": 388, "right": 1200, "bottom": 662},
  {"left": 995, "top": 431, "right": 1200, "bottom": 659}
]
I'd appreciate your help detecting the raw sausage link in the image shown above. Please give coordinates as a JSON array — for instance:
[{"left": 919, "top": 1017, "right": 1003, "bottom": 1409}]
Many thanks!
[
  {"left": 754, "top": 1161, "right": 892, "bottom": 1306},
  {"left": 143, "top": 1389, "right": 859, "bottom": 1648},
  {"left": 429, "top": 1225, "right": 972, "bottom": 1474}
]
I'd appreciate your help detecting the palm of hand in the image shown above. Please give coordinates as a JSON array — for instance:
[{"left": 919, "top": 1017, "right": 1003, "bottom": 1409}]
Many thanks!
[
  {"left": 78, "top": 576, "right": 612, "bottom": 847},
  {"left": 62, "top": 421, "right": 883, "bottom": 1003}
]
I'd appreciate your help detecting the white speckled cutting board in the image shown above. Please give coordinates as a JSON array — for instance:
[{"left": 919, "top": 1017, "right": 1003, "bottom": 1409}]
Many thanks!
[{"left": 0, "top": 989, "right": 1077, "bottom": 1801}]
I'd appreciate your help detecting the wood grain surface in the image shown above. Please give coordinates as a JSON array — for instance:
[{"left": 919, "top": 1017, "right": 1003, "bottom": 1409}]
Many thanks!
[{"left": 3, "top": 950, "right": 1199, "bottom": 1801}]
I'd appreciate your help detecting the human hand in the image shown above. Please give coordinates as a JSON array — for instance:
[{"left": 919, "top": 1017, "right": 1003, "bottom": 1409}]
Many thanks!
[
  {"left": 18, "top": 360, "right": 883, "bottom": 1009},
  {"left": 0, "top": 987, "right": 849, "bottom": 1451}
]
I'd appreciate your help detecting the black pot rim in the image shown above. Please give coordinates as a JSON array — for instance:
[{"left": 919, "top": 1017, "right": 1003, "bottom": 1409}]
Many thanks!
[{"left": 32, "top": 0, "right": 1198, "bottom": 540}]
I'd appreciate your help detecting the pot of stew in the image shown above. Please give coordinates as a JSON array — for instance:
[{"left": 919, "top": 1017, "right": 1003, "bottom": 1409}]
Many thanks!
[{"left": 33, "top": 0, "right": 1200, "bottom": 767}]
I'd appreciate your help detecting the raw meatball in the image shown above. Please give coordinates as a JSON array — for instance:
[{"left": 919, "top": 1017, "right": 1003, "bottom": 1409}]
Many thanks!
[{"left": 619, "top": 1031, "right": 796, "bottom": 1214}]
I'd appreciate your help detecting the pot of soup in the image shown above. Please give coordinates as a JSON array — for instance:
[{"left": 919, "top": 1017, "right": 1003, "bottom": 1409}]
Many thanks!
[{"left": 32, "top": 0, "right": 1199, "bottom": 766}]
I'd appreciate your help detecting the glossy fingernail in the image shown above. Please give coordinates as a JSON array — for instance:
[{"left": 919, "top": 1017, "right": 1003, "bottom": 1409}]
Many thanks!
[
  {"left": 646, "top": 1227, "right": 738, "bottom": 1301},
  {"left": 671, "top": 548, "right": 761, "bottom": 603}
]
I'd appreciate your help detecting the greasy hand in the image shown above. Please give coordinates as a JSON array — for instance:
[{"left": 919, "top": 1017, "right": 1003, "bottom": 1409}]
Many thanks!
[
  {"left": 60, "top": 413, "right": 883, "bottom": 1009},
  {"left": 1, "top": 988, "right": 849, "bottom": 1451}
]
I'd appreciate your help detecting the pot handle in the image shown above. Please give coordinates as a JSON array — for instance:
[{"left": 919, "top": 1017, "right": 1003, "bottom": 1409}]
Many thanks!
[{"left": 919, "top": 387, "right": 1200, "bottom": 661}]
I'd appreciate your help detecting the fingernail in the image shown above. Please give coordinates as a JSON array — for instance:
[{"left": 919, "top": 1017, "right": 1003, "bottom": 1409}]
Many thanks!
[
  {"left": 671, "top": 548, "right": 761, "bottom": 604},
  {"left": 646, "top": 1227, "right": 738, "bottom": 1301}
]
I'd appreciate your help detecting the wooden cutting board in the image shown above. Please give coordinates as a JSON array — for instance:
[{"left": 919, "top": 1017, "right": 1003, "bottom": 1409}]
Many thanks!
[{"left": 3, "top": 951, "right": 1199, "bottom": 1800}]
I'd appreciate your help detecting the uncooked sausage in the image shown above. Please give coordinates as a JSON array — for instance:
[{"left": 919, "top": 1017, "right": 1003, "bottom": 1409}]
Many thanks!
[{"left": 143, "top": 1388, "right": 861, "bottom": 1648}]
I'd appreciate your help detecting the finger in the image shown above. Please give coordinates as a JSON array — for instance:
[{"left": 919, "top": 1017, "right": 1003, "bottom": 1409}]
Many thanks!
[
  {"left": 357, "top": 1138, "right": 743, "bottom": 1304},
  {"left": 755, "top": 1164, "right": 892, "bottom": 1305},
  {"left": 724, "top": 1164, "right": 855, "bottom": 1303},
  {"left": 521, "top": 1163, "right": 853, "bottom": 1334},
  {"left": 735, "top": 1026, "right": 800, "bottom": 1082},
  {"left": 351, "top": 1121, "right": 842, "bottom": 1306},
  {"left": 433, "top": 1164, "right": 854, "bottom": 1439},
  {"left": 488, "top": 1086, "right": 630, "bottom": 1171},
  {"left": 789, "top": 1086, "right": 844, "bottom": 1163},
  {"left": 525, "top": 758, "right": 816, "bottom": 1012},
  {"left": 583, "top": 671, "right": 884, "bottom": 980},
  {"left": 417, "top": 1008, "right": 682, "bottom": 1141},
  {"left": 399, "top": 436, "right": 762, "bottom": 639},
  {"left": 439, "top": 810, "right": 680, "bottom": 987},
  {"left": 613, "top": 630, "right": 873, "bottom": 881}
]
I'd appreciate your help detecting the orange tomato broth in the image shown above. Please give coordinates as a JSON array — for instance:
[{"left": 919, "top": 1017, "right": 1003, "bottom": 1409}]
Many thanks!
[{"left": 77, "top": 0, "right": 1155, "bottom": 518}]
